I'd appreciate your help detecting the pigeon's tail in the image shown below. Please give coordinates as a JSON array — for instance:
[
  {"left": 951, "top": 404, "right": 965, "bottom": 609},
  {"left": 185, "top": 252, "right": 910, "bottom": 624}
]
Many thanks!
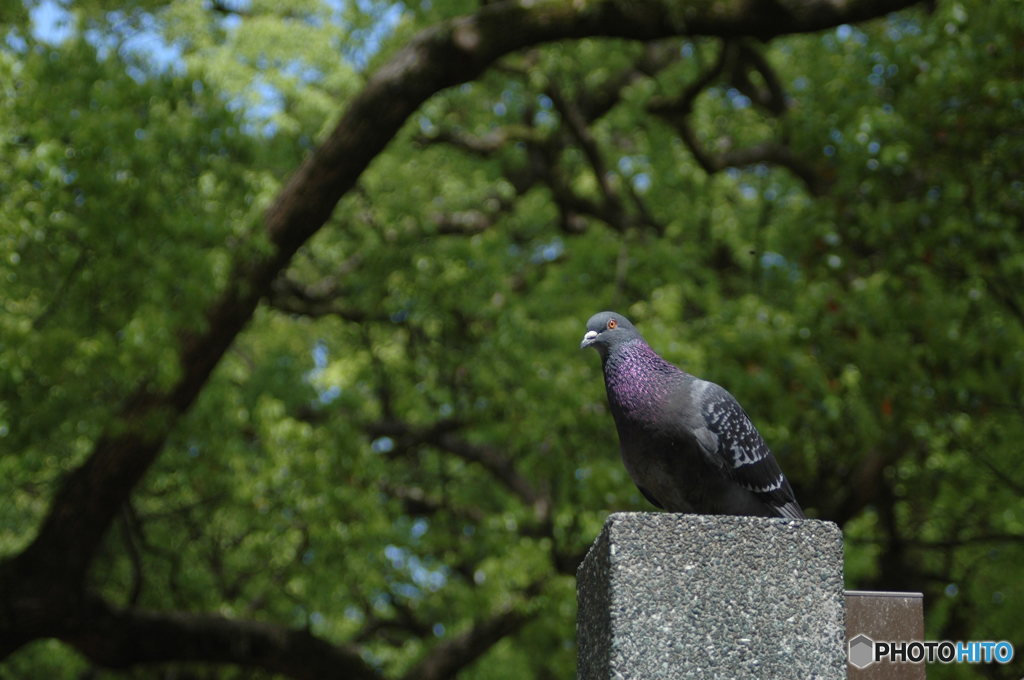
[{"left": 775, "top": 500, "right": 805, "bottom": 520}]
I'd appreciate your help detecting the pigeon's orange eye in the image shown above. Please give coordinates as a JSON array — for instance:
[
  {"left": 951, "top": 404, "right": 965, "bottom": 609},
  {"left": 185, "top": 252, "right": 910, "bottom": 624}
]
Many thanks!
[{"left": 607, "top": 318, "right": 618, "bottom": 330}]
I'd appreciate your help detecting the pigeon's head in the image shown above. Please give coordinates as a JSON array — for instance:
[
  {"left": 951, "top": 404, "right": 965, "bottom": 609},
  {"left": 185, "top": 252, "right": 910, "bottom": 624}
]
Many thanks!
[{"left": 580, "top": 311, "right": 640, "bottom": 357}]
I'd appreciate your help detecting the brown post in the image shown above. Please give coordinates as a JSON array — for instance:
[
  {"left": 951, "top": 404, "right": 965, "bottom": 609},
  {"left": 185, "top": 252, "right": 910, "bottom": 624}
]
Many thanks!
[{"left": 845, "top": 590, "right": 925, "bottom": 679}]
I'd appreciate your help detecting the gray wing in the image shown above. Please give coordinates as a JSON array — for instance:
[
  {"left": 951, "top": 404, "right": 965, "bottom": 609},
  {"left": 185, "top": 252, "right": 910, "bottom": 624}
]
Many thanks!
[
  {"left": 694, "top": 381, "right": 804, "bottom": 519},
  {"left": 636, "top": 484, "right": 665, "bottom": 510}
]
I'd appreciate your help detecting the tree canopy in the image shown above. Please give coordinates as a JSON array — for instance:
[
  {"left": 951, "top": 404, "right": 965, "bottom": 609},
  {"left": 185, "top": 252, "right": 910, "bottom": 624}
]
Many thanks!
[{"left": 1, "top": 0, "right": 1022, "bottom": 678}]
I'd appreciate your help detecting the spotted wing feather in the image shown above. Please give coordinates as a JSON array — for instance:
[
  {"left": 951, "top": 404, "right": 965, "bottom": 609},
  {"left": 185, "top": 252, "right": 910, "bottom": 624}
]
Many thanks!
[{"left": 699, "top": 383, "right": 803, "bottom": 519}]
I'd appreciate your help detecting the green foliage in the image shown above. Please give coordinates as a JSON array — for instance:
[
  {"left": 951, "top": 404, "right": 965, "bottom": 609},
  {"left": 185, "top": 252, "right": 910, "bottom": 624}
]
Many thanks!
[
  {"left": 0, "top": 36, "right": 268, "bottom": 555},
  {"left": 2, "top": 0, "right": 1022, "bottom": 678}
]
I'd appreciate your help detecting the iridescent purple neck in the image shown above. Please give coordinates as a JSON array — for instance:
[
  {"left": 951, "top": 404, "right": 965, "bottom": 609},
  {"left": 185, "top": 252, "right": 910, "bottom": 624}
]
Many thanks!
[{"left": 603, "top": 339, "right": 683, "bottom": 424}]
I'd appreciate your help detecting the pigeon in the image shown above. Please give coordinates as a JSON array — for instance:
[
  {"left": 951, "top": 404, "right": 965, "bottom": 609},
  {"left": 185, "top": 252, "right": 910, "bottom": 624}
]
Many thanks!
[{"left": 581, "top": 311, "right": 804, "bottom": 519}]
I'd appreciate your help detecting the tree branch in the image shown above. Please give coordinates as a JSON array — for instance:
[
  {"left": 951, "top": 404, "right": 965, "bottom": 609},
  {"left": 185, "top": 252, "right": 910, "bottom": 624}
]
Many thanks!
[
  {"left": 650, "top": 40, "right": 830, "bottom": 195},
  {"left": 369, "top": 419, "right": 550, "bottom": 518},
  {"left": 547, "top": 85, "right": 622, "bottom": 223},
  {"left": 416, "top": 126, "right": 539, "bottom": 155},
  {"left": 62, "top": 597, "right": 381, "bottom": 680},
  {"left": 701, "top": 138, "right": 830, "bottom": 195},
  {"left": 399, "top": 604, "right": 534, "bottom": 680},
  {"left": 430, "top": 46, "right": 679, "bottom": 235},
  {"left": 730, "top": 41, "right": 788, "bottom": 115},
  {"left": 649, "top": 40, "right": 733, "bottom": 117},
  {"left": 209, "top": 0, "right": 250, "bottom": 17},
  {"left": 269, "top": 263, "right": 389, "bottom": 321},
  {"left": 576, "top": 40, "right": 682, "bottom": 121},
  {"left": 119, "top": 504, "right": 145, "bottom": 608}
]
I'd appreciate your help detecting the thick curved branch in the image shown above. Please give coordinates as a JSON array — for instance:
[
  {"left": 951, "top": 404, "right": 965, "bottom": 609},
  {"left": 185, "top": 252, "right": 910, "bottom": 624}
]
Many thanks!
[
  {"left": 1, "top": 0, "right": 924, "bottom": 656},
  {"left": 63, "top": 597, "right": 380, "bottom": 680}
]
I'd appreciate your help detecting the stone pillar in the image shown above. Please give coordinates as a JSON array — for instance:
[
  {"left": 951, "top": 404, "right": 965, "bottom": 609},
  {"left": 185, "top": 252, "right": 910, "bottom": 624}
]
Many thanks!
[{"left": 577, "top": 512, "right": 846, "bottom": 680}]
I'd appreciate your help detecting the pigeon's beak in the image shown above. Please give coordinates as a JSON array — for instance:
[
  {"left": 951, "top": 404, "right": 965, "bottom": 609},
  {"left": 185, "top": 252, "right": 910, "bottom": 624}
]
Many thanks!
[{"left": 580, "top": 330, "right": 598, "bottom": 349}]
